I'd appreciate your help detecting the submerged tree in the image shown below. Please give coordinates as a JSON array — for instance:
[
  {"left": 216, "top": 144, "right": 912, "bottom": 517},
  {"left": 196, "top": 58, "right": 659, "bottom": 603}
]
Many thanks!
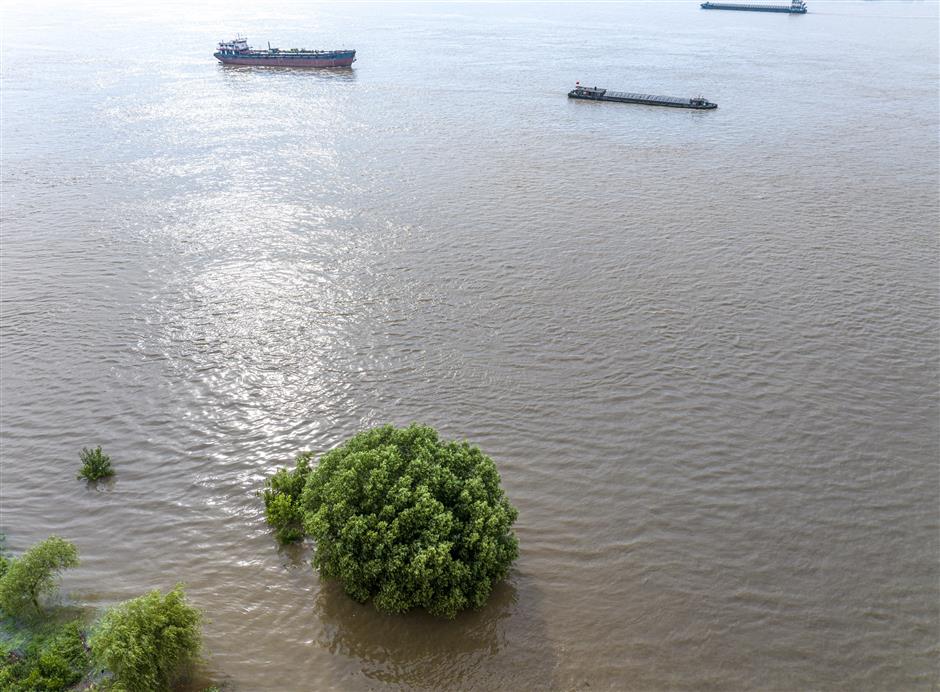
[
  {"left": 0, "top": 536, "right": 79, "bottom": 617},
  {"left": 261, "top": 454, "right": 311, "bottom": 544},
  {"left": 300, "top": 424, "right": 519, "bottom": 618},
  {"left": 89, "top": 585, "right": 201, "bottom": 692}
]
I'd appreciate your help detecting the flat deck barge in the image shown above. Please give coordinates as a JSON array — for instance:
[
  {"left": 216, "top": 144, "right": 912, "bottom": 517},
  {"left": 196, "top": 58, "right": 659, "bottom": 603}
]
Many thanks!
[
  {"left": 701, "top": 0, "right": 807, "bottom": 13},
  {"left": 568, "top": 84, "right": 717, "bottom": 110}
]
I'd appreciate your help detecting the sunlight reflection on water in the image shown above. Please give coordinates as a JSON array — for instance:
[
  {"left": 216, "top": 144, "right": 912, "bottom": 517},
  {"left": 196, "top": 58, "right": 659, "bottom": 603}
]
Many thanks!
[{"left": 1, "top": 0, "right": 938, "bottom": 689}]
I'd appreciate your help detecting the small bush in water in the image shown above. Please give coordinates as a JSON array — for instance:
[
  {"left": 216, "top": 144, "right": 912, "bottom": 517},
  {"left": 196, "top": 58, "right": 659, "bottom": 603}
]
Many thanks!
[
  {"left": 0, "top": 536, "right": 79, "bottom": 617},
  {"left": 261, "top": 454, "right": 311, "bottom": 544},
  {"left": 77, "top": 446, "right": 114, "bottom": 481},
  {"left": 301, "top": 424, "right": 519, "bottom": 618},
  {"left": 90, "top": 585, "right": 201, "bottom": 692}
]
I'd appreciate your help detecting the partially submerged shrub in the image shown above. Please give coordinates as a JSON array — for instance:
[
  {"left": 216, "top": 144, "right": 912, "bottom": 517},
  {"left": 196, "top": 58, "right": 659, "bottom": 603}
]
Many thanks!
[
  {"left": 260, "top": 454, "right": 311, "bottom": 543},
  {"left": 301, "top": 424, "right": 518, "bottom": 618},
  {"left": 0, "top": 536, "right": 79, "bottom": 617},
  {"left": 0, "top": 534, "right": 9, "bottom": 579},
  {"left": 0, "top": 620, "right": 90, "bottom": 692},
  {"left": 77, "top": 446, "right": 114, "bottom": 481},
  {"left": 89, "top": 584, "right": 201, "bottom": 692}
]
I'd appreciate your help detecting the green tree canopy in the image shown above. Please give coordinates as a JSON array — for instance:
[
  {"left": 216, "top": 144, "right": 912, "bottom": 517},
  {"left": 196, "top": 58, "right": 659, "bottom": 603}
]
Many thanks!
[
  {"left": 300, "top": 424, "right": 519, "bottom": 618},
  {"left": 89, "top": 585, "right": 201, "bottom": 692},
  {"left": 0, "top": 536, "right": 79, "bottom": 618}
]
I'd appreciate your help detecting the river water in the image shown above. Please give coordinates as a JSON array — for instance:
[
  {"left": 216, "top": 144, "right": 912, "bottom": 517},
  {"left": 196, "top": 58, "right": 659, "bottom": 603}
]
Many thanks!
[{"left": 2, "top": 1, "right": 938, "bottom": 689}]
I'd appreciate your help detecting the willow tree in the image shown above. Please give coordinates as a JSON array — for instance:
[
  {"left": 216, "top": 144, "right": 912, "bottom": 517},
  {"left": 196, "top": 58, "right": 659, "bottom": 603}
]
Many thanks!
[
  {"left": 89, "top": 585, "right": 201, "bottom": 692},
  {"left": 0, "top": 536, "right": 79, "bottom": 617}
]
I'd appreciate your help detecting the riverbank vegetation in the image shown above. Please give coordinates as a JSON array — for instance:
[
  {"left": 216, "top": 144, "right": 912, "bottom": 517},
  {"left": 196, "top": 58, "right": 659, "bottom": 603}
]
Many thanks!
[
  {"left": 0, "top": 536, "right": 88, "bottom": 690},
  {"left": 263, "top": 424, "right": 519, "bottom": 618},
  {"left": 0, "top": 619, "right": 91, "bottom": 692},
  {"left": 0, "top": 536, "right": 202, "bottom": 691}
]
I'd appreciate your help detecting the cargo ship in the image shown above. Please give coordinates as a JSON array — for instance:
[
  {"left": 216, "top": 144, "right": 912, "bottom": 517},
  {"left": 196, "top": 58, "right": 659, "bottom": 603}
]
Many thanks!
[
  {"left": 701, "top": 0, "right": 807, "bottom": 13},
  {"left": 214, "top": 37, "right": 356, "bottom": 67},
  {"left": 568, "top": 84, "right": 717, "bottom": 110}
]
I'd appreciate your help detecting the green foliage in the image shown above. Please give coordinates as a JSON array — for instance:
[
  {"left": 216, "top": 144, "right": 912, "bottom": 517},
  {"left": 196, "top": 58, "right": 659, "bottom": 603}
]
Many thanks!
[
  {"left": 301, "top": 424, "right": 519, "bottom": 618},
  {"left": 0, "top": 537, "right": 79, "bottom": 618},
  {"left": 78, "top": 446, "right": 115, "bottom": 481},
  {"left": 261, "top": 454, "right": 311, "bottom": 543},
  {"left": 89, "top": 585, "right": 201, "bottom": 692},
  {"left": 0, "top": 620, "right": 91, "bottom": 691},
  {"left": 0, "top": 534, "right": 9, "bottom": 579}
]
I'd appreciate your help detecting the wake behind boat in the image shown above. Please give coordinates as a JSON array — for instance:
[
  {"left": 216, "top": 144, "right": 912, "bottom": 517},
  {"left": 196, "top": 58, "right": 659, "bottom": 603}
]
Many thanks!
[{"left": 214, "top": 37, "right": 356, "bottom": 67}]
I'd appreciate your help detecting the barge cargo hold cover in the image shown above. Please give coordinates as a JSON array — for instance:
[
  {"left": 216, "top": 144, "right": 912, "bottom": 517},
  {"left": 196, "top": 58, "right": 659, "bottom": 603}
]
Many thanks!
[
  {"left": 701, "top": 0, "right": 807, "bottom": 13},
  {"left": 568, "top": 84, "right": 717, "bottom": 110}
]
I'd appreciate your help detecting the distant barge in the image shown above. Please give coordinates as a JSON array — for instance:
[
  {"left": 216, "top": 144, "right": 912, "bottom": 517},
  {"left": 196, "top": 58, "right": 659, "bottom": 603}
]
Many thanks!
[
  {"left": 568, "top": 84, "right": 717, "bottom": 110},
  {"left": 701, "top": 0, "right": 807, "bottom": 13}
]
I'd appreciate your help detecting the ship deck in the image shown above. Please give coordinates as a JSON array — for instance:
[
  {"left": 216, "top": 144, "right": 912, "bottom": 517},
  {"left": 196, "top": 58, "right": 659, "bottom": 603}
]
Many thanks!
[
  {"left": 605, "top": 91, "right": 692, "bottom": 105},
  {"left": 701, "top": 2, "right": 806, "bottom": 11},
  {"left": 246, "top": 51, "right": 354, "bottom": 57}
]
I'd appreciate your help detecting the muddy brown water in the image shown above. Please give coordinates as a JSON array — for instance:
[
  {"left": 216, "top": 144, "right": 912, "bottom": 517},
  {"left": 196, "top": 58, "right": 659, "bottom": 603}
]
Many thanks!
[{"left": 1, "top": 1, "right": 938, "bottom": 689}]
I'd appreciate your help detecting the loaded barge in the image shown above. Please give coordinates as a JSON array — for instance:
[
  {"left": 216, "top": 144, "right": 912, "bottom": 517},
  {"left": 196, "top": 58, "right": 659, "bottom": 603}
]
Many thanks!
[
  {"left": 701, "top": 0, "right": 807, "bottom": 13},
  {"left": 214, "top": 37, "right": 356, "bottom": 67},
  {"left": 568, "top": 84, "right": 717, "bottom": 110}
]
